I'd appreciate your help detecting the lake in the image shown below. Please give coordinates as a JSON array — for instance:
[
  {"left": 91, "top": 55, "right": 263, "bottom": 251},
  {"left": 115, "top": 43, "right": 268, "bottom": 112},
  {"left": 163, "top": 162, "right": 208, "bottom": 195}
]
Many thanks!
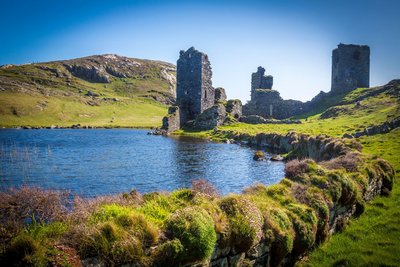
[{"left": 0, "top": 129, "right": 284, "bottom": 197}]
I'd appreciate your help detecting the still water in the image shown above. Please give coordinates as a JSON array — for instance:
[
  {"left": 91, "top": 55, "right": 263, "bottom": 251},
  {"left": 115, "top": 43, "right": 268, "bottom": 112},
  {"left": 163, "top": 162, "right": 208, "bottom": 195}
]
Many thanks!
[{"left": 0, "top": 129, "right": 284, "bottom": 197}]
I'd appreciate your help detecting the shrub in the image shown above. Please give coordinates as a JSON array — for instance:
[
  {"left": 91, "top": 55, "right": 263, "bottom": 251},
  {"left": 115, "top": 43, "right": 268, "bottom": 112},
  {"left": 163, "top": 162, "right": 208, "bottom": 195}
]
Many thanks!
[
  {"left": 0, "top": 186, "right": 69, "bottom": 243},
  {"left": 191, "top": 179, "right": 220, "bottom": 198},
  {"left": 219, "top": 195, "right": 263, "bottom": 252},
  {"left": 110, "top": 236, "right": 144, "bottom": 265},
  {"left": 285, "top": 159, "right": 315, "bottom": 181},
  {"left": 321, "top": 151, "right": 363, "bottom": 172},
  {"left": 165, "top": 206, "right": 216, "bottom": 263}
]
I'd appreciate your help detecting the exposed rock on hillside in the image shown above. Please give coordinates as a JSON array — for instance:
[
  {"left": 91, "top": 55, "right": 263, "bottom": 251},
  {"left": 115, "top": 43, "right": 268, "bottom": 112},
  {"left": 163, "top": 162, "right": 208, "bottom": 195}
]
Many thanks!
[{"left": 0, "top": 54, "right": 176, "bottom": 104}]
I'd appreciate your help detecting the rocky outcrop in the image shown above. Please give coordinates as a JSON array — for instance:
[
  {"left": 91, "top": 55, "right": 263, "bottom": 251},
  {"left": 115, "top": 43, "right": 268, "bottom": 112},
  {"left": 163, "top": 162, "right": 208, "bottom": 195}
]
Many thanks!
[
  {"left": 348, "top": 117, "right": 400, "bottom": 138},
  {"left": 193, "top": 104, "right": 226, "bottom": 130},
  {"left": 64, "top": 64, "right": 112, "bottom": 83}
]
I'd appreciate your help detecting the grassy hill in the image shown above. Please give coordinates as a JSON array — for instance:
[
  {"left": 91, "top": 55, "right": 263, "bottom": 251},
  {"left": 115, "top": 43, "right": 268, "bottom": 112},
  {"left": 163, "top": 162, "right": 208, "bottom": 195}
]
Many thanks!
[{"left": 0, "top": 54, "right": 176, "bottom": 128}]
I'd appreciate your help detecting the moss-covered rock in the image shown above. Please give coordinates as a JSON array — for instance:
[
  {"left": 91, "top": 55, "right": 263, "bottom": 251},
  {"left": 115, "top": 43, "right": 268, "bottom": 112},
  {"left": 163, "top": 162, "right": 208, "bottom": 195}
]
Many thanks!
[{"left": 165, "top": 206, "right": 216, "bottom": 263}]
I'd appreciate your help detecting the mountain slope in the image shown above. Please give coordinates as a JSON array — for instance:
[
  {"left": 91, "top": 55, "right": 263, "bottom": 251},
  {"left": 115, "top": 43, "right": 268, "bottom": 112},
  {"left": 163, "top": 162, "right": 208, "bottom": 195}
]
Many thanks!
[{"left": 0, "top": 54, "right": 176, "bottom": 128}]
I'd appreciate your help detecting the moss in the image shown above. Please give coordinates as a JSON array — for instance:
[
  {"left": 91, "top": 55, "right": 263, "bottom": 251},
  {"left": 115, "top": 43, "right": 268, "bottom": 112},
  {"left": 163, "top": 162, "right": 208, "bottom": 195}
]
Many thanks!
[
  {"left": 219, "top": 195, "right": 263, "bottom": 253},
  {"left": 165, "top": 206, "right": 216, "bottom": 263},
  {"left": 264, "top": 208, "right": 294, "bottom": 266},
  {"left": 285, "top": 203, "right": 318, "bottom": 256},
  {"left": 153, "top": 238, "right": 184, "bottom": 266},
  {"left": 375, "top": 158, "right": 395, "bottom": 192},
  {"left": 304, "top": 188, "right": 330, "bottom": 244}
]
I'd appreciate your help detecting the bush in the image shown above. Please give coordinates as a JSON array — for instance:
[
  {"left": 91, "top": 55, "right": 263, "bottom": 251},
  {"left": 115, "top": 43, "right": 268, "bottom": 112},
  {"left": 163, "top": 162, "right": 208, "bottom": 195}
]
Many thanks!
[
  {"left": 165, "top": 206, "right": 216, "bottom": 263},
  {"left": 219, "top": 195, "right": 263, "bottom": 252},
  {"left": 321, "top": 151, "right": 363, "bottom": 172},
  {"left": 0, "top": 186, "right": 69, "bottom": 242},
  {"left": 285, "top": 159, "right": 315, "bottom": 181},
  {"left": 191, "top": 179, "right": 220, "bottom": 198}
]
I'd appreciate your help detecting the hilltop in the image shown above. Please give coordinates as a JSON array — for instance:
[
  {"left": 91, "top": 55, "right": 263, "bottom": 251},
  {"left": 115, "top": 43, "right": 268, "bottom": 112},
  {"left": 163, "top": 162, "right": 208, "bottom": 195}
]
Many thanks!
[{"left": 0, "top": 54, "right": 176, "bottom": 128}]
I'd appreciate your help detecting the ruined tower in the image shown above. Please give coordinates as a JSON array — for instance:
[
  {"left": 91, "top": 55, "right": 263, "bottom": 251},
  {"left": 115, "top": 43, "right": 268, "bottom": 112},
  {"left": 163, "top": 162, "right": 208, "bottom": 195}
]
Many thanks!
[
  {"left": 251, "top": 66, "right": 273, "bottom": 101},
  {"left": 331, "top": 44, "right": 370, "bottom": 94},
  {"left": 176, "top": 47, "right": 214, "bottom": 126}
]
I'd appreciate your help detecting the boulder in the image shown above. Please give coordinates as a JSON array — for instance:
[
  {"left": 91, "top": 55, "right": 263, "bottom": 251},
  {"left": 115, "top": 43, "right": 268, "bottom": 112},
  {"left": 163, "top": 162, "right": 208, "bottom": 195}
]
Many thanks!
[
  {"left": 342, "top": 133, "right": 354, "bottom": 139},
  {"left": 193, "top": 104, "right": 227, "bottom": 130},
  {"left": 253, "top": 151, "right": 266, "bottom": 161},
  {"left": 240, "top": 115, "right": 267, "bottom": 124}
]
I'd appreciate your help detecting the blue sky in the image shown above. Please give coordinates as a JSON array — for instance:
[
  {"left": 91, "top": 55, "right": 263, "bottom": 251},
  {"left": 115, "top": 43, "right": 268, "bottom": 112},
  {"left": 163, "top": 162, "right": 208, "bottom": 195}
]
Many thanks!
[{"left": 1, "top": 0, "right": 399, "bottom": 102}]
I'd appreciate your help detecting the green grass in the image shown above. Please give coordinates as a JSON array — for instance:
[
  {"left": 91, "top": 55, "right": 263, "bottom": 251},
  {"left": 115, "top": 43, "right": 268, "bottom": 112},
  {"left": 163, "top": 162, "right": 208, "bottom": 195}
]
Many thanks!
[{"left": 0, "top": 92, "right": 167, "bottom": 128}]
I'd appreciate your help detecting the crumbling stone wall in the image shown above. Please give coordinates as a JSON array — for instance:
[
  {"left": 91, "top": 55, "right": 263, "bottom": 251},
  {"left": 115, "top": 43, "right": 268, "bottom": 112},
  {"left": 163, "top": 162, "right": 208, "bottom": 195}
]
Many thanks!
[
  {"left": 176, "top": 47, "right": 214, "bottom": 127},
  {"left": 161, "top": 106, "right": 180, "bottom": 133},
  {"left": 251, "top": 67, "right": 273, "bottom": 102},
  {"left": 331, "top": 43, "right": 370, "bottom": 94},
  {"left": 244, "top": 88, "right": 304, "bottom": 119}
]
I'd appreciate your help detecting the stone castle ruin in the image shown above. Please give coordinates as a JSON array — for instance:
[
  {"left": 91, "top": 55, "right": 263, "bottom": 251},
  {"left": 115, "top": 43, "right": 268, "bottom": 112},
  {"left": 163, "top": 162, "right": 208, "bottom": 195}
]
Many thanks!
[
  {"left": 161, "top": 47, "right": 242, "bottom": 133},
  {"left": 160, "top": 43, "right": 370, "bottom": 132},
  {"left": 331, "top": 44, "right": 370, "bottom": 93},
  {"left": 243, "top": 43, "right": 370, "bottom": 120},
  {"left": 176, "top": 47, "right": 215, "bottom": 126}
]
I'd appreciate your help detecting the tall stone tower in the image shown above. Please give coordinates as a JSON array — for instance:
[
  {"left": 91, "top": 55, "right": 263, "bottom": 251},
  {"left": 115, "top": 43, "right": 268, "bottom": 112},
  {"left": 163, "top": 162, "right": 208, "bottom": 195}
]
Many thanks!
[
  {"left": 176, "top": 47, "right": 214, "bottom": 126},
  {"left": 331, "top": 43, "right": 370, "bottom": 94},
  {"left": 251, "top": 66, "right": 273, "bottom": 101}
]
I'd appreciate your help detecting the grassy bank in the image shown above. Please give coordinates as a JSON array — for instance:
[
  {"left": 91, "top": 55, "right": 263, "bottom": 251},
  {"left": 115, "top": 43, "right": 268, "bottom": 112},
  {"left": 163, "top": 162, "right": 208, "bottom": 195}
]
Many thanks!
[{"left": 300, "top": 130, "right": 400, "bottom": 266}]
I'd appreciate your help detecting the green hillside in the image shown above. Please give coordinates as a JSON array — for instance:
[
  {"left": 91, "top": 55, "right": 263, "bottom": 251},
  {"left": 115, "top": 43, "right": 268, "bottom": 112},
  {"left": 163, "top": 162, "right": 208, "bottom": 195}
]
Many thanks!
[{"left": 0, "top": 54, "right": 176, "bottom": 128}]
